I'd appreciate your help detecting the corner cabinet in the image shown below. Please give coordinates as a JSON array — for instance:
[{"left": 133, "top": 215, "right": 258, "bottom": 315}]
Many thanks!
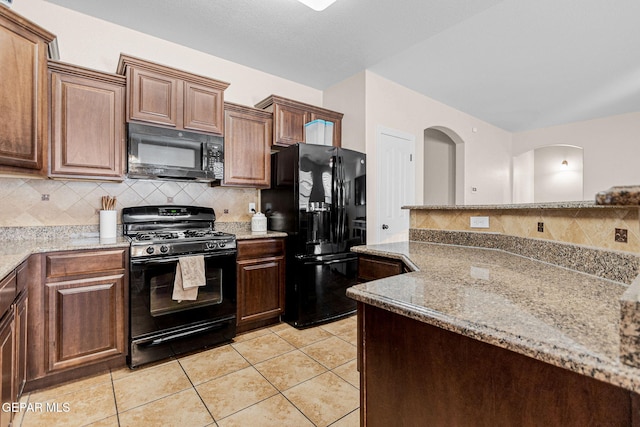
[
  {"left": 117, "top": 54, "right": 229, "bottom": 135},
  {"left": 26, "top": 248, "right": 128, "bottom": 391},
  {"left": 254, "top": 95, "right": 343, "bottom": 148},
  {"left": 49, "top": 61, "right": 126, "bottom": 180},
  {"left": 223, "top": 102, "right": 272, "bottom": 188},
  {"left": 236, "top": 238, "right": 286, "bottom": 333},
  {"left": 0, "top": 7, "right": 56, "bottom": 176}
]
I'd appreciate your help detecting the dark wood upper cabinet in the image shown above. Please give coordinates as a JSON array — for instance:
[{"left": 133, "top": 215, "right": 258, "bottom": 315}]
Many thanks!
[
  {"left": 0, "top": 7, "right": 56, "bottom": 176},
  {"left": 223, "top": 102, "right": 272, "bottom": 188},
  {"left": 255, "top": 95, "right": 343, "bottom": 148},
  {"left": 48, "top": 61, "right": 126, "bottom": 180},
  {"left": 117, "top": 55, "right": 229, "bottom": 135}
]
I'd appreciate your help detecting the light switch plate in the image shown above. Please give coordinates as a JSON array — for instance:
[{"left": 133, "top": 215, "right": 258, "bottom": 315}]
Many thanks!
[{"left": 470, "top": 216, "right": 490, "bottom": 228}]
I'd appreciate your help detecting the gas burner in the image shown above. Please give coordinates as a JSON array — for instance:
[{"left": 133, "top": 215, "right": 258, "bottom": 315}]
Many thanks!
[{"left": 122, "top": 205, "right": 237, "bottom": 258}]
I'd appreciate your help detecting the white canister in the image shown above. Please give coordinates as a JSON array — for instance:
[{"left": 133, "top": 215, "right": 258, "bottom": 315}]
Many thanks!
[
  {"left": 99, "top": 210, "right": 117, "bottom": 243},
  {"left": 251, "top": 212, "right": 267, "bottom": 233}
]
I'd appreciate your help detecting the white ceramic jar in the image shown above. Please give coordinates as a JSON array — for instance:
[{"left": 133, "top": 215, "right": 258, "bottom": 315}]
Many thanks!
[{"left": 251, "top": 212, "right": 267, "bottom": 233}]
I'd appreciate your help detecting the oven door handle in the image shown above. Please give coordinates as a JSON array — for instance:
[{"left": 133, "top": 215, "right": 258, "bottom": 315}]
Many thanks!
[
  {"left": 131, "top": 250, "right": 237, "bottom": 265},
  {"left": 136, "top": 317, "right": 234, "bottom": 347}
]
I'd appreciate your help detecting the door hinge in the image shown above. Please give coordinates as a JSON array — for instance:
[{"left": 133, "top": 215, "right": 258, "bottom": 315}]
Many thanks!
[{"left": 410, "top": 154, "right": 413, "bottom": 161}]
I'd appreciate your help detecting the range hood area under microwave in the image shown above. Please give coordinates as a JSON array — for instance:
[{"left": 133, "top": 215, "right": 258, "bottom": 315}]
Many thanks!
[{"left": 127, "top": 123, "right": 224, "bottom": 183}]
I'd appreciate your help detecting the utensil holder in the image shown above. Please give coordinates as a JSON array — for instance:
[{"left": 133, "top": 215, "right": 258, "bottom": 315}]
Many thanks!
[{"left": 100, "top": 210, "right": 117, "bottom": 243}]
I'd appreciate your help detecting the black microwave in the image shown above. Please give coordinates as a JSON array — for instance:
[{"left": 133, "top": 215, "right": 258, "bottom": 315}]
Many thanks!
[{"left": 127, "top": 123, "right": 224, "bottom": 182}]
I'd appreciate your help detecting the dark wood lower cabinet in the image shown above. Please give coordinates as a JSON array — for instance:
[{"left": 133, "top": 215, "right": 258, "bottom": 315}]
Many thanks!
[
  {"left": 26, "top": 249, "right": 128, "bottom": 391},
  {"left": 45, "top": 274, "right": 125, "bottom": 372},
  {"left": 236, "top": 238, "right": 285, "bottom": 333},
  {"left": 357, "top": 254, "right": 406, "bottom": 282},
  {"left": 0, "top": 311, "right": 13, "bottom": 427},
  {"left": 0, "top": 261, "right": 28, "bottom": 427},
  {"left": 359, "top": 303, "right": 638, "bottom": 426}
]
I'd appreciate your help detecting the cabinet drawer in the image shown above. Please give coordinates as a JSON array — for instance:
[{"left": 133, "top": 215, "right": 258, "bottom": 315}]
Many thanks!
[
  {"left": 46, "top": 249, "right": 126, "bottom": 279},
  {"left": 237, "top": 239, "right": 285, "bottom": 260},
  {"left": 0, "top": 271, "right": 16, "bottom": 317},
  {"left": 358, "top": 255, "right": 404, "bottom": 282}
]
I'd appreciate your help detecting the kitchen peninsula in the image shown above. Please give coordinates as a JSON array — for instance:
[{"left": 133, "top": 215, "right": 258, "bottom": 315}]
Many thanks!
[{"left": 348, "top": 202, "right": 640, "bottom": 426}]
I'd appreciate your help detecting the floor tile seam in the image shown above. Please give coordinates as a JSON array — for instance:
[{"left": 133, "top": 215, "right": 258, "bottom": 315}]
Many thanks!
[
  {"left": 327, "top": 408, "right": 359, "bottom": 426},
  {"left": 272, "top": 391, "right": 319, "bottom": 427},
  {"left": 297, "top": 346, "right": 356, "bottom": 371},
  {"left": 175, "top": 357, "right": 217, "bottom": 424},
  {"left": 208, "top": 387, "right": 282, "bottom": 424},
  {"left": 252, "top": 355, "right": 330, "bottom": 394},
  {"left": 240, "top": 345, "right": 300, "bottom": 366},
  {"left": 107, "top": 371, "right": 122, "bottom": 427},
  {"left": 113, "top": 383, "right": 195, "bottom": 415},
  {"left": 27, "top": 374, "right": 115, "bottom": 403},
  {"left": 329, "top": 366, "right": 358, "bottom": 388}
]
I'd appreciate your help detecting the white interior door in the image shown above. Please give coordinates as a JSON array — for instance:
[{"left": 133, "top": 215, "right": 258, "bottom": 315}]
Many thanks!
[{"left": 376, "top": 127, "right": 415, "bottom": 243}]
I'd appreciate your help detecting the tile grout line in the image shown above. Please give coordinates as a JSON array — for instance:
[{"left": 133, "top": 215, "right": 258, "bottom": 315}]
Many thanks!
[{"left": 175, "top": 356, "right": 218, "bottom": 426}]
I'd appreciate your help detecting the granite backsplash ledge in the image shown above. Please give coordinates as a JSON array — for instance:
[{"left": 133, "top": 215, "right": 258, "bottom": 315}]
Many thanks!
[{"left": 410, "top": 228, "right": 640, "bottom": 285}]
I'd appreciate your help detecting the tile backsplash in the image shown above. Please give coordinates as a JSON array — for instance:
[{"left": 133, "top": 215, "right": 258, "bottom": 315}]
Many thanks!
[
  {"left": 0, "top": 177, "right": 257, "bottom": 227},
  {"left": 411, "top": 207, "right": 640, "bottom": 253}
]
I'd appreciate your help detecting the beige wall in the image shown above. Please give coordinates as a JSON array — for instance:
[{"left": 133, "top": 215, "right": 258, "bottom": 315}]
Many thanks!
[
  {"left": 324, "top": 72, "right": 366, "bottom": 153},
  {"left": 512, "top": 112, "right": 640, "bottom": 199}
]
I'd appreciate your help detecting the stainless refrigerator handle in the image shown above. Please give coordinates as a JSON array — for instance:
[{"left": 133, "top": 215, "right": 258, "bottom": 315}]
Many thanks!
[{"left": 332, "top": 154, "right": 339, "bottom": 244}]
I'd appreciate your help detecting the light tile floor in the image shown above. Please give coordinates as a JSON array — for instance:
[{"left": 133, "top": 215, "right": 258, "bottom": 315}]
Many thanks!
[{"left": 15, "top": 316, "right": 359, "bottom": 427}]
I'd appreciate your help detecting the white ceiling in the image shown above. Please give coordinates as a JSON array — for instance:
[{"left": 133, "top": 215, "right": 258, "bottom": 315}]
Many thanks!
[{"left": 44, "top": 0, "right": 640, "bottom": 132}]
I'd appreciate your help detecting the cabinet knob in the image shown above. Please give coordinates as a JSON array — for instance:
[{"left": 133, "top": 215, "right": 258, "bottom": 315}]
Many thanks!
[{"left": 382, "top": 224, "right": 389, "bottom": 230}]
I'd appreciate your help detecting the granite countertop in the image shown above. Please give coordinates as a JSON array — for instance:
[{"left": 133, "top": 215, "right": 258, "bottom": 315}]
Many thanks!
[
  {"left": 0, "top": 233, "right": 130, "bottom": 279},
  {"left": 403, "top": 201, "right": 629, "bottom": 210},
  {"left": 234, "top": 230, "right": 287, "bottom": 240},
  {"left": 348, "top": 241, "right": 640, "bottom": 393},
  {"left": 0, "top": 227, "right": 287, "bottom": 280}
]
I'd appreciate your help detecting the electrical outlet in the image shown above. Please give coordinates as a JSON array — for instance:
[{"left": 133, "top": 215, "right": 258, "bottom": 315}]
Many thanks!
[
  {"left": 223, "top": 209, "right": 229, "bottom": 214},
  {"left": 166, "top": 197, "right": 173, "bottom": 203},
  {"left": 470, "top": 216, "right": 489, "bottom": 228},
  {"left": 615, "top": 228, "right": 628, "bottom": 243},
  {"left": 41, "top": 194, "right": 49, "bottom": 201},
  {"left": 537, "top": 222, "right": 544, "bottom": 232},
  {"left": 249, "top": 202, "right": 256, "bottom": 213}
]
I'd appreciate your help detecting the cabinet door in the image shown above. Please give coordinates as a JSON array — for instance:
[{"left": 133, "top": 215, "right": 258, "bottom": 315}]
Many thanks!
[
  {"left": 184, "top": 81, "right": 224, "bottom": 135},
  {"left": 0, "top": 9, "right": 53, "bottom": 174},
  {"left": 273, "top": 103, "right": 308, "bottom": 147},
  {"left": 223, "top": 105, "right": 272, "bottom": 187},
  {"left": 13, "top": 292, "right": 27, "bottom": 401},
  {"left": 128, "top": 67, "right": 179, "bottom": 127},
  {"left": 0, "top": 313, "right": 13, "bottom": 427},
  {"left": 50, "top": 68, "right": 125, "bottom": 180},
  {"left": 45, "top": 274, "right": 125, "bottom": 372},
  {"left": 237, "top": 256, "right": 285, "bottom": 324}
]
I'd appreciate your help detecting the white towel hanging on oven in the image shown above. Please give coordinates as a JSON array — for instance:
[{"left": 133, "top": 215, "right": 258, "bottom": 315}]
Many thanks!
[{"left": 172, "top": 255, "right": 206, "bottom": 301}]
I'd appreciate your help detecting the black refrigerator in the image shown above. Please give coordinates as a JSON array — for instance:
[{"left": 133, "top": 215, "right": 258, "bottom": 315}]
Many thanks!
[{"left": 261, "top": 143, "right": 366, "bottom": 328}]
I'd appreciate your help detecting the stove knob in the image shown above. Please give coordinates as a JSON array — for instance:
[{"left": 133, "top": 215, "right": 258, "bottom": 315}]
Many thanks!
[
  {"left": 146, "top": 246, "right": 155, "bottom": 254},
  {"left": 160, "top": 245, "right": 169, "bottom": 253},
  {"left": 219, "top": 241, "right": 226, "bottom": 248},
  {"left": 207, "top": 242, "right": 218, "bottom": 249}
]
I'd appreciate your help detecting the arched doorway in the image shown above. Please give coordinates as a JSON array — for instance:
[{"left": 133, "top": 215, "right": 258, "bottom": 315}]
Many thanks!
[{"left": 423, "top": 127, "right": 464, "bottom": 205}]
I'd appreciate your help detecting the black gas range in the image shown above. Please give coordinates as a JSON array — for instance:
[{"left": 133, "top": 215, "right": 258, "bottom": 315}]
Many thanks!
[{"left": 122, "top": 205, "right": 237, "bottom": 368}]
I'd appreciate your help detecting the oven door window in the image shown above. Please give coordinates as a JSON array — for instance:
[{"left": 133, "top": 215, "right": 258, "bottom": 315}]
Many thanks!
[{"left": 145, "top": 258, "right": 224, "bottom": 316}]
